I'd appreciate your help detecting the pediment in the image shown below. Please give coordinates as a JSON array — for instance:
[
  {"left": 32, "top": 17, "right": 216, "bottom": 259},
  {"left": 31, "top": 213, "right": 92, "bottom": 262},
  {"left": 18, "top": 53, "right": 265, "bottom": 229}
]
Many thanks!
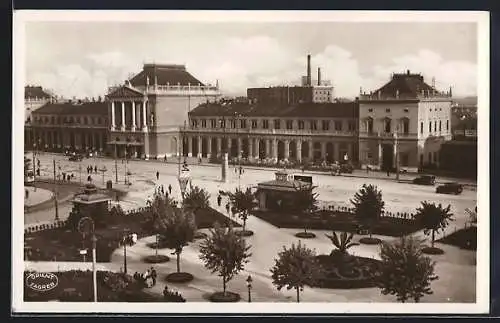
[{"left": 107, "top": 86, "right": 144, "bottom": 99}]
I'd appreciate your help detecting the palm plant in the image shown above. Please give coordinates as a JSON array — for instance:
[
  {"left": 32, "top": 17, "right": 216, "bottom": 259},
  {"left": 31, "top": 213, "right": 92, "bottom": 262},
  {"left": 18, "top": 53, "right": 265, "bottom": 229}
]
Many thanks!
[
  {"left": 293, "top": 184, "right": 319, "bottom": 234},
  {"left": 325, "top": 231, "right": 359, "bottom": 256},
  {"left": 414, "top": 201, "right": 454, "bottom": 249}
]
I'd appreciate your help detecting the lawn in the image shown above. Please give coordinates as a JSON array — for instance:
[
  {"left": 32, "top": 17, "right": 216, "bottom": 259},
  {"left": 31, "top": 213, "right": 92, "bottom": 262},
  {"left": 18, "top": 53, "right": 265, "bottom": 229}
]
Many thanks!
[
  {"left": 24, "top": 270, "right": 185, "bottom": 302},
  {"left": 25, "top": 206, "right": 239, "bottom": 262},
  {"left": 437, "top": 226, "right": 477, "bottom": 251},
  {"left": 252, "top": 209, "right": 422, "bottom": 237}
]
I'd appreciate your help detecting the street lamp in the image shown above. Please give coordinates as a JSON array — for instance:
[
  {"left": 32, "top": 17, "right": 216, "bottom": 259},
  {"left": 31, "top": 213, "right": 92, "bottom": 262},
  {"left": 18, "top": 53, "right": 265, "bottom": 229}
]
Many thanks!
[
  {"left": 99, "top": 166, "right": 108, "bottom": 186},
  {"left": 178, "top": 162, "right": 191, "bottom": 200},
  {"left": 121, "top": 228, "right": 136, "bottom": 274},
  {"left": 246, "top": 275, "right": 253, "bottom": 303},
  {"left": 91, "top": 234, "right": 98, "bottom": 302}
]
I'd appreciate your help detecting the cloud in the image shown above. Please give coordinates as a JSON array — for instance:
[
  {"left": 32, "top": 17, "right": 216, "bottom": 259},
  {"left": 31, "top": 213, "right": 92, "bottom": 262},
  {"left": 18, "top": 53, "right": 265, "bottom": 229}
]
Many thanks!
[{"left": 26, "top": 38, "right": 477, "bottom": 99}]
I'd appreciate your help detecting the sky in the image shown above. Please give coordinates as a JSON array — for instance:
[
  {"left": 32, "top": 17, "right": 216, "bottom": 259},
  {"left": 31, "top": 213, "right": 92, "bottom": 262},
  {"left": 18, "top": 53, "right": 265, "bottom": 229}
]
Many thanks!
[{"left": 24, "top": 21, "right": 478, "bottom": 99}]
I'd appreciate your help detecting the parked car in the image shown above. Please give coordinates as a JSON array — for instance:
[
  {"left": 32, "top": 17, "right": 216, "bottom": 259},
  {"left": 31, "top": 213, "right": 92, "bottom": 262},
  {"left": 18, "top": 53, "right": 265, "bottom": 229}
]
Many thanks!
[
  {"left": 412, "top": 175, "right": 436, "bottom": 185},
  {"left": 69, "top": 154, "right": 83, "bottom": 162},
  {"left": 436, "top": 182, "right": 463, "bottom": 195}
]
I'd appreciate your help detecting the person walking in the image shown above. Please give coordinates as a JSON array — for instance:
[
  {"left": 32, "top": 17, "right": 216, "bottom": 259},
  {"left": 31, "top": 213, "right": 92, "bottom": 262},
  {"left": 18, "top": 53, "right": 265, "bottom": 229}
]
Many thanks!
[
  {"left": 156, "top": 171, "right": 160, "bottom": 181},
  {"left": 168, "top": 184, "right": 172, "bottom": 195},
  {"left": 217, "top": 194, "right": 222, "bottom": 207},
  {"left": 225, "top": 202, "right": 230, "bottom": 215},
  {"left": 94, "top": 165, "right": 97, "bottom": 174},
  {"left": 150, "top": 267, "right": 157, "bottom": 286}
]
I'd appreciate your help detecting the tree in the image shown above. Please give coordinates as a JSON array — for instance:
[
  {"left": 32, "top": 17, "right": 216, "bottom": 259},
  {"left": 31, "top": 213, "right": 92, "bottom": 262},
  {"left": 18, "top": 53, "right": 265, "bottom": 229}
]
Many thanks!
[
  {"left": 182, "top": 184, "right": 210, "bottom": 216},
  {"left": 350, "top": 184, "right": 385, "bottom": 238},
  {"left": 378, "top": 235, "right": 438, "bottom": 303},
  {"left": 270, "top": 241, "right": 322, "bottom": 303},
  {"left": 148, "top": 192, "right": 178, "bottom": 256},
  {"left": 415, "top": 201, "right": 454, "bottom": 249},
  {"left": 226, "top": 187, "right": 258, "bottom": 233},
  {"left": 24, "top": 156, "right": 32, "bottom": 178},
  {"left": 155, "top": 203, "right": 196, "bottom": 273},
  {"left": 325, "top": 231, "right": 359, "bottom": 256},
  {"left": 293, "top": 184, "right": 319, "bottom": 234},
  {"left": 199, "top": 222, "right": 251, "bottom": 296}
]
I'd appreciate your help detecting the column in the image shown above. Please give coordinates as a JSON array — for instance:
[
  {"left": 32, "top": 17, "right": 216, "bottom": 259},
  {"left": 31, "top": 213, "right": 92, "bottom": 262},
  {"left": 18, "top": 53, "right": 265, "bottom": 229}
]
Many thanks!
[
  {"left": 142, "top": 101, "right": 148, "bottom": 132},
  {"left": 131, "top": 101, "right": 136, "bottom": 131},
  {"left": 188, "top": 136, "right": 193, "bottom": 157},
  {"left": 266, "top": 139, "right": 271, "bottom": 156},
  {"left": 284, "top": 140, "right": 290, "bottom": 160},
  {"left": 237, "top": 138, "right": 242, "bottom": 158},
  {"left": 198, "top": 136, "right": 203, "bottom": 158},
  {"left": 333, "top": 142, "right": 339, "bottom": 162},
  {"left": 254, "top": 138, "right": 260, "bottom": 159},
  {"left": 320, "top": 141, "right": 326, "bottom": 160},
  {"left": 111, "top": 101, "right": 116, "bottom": 130},
  {"left": 393, "top": 140, "right": 397, "bottom": 168},
  {"left": 272, "top": 139, "right": 278, "bottom": 161},
  {"left": 378, "top": 141, "right": 383, "bottom": 169},
  {"left": 248, "top": 138, "right": 253, "bottom": 160},
  {"left": 227, "top": 137, "right": 232, "bottom": 157},
  {"left": 308, "top": 140, "right": 313, "bottom": 160},
  {"left": 296, "top": 140, "right": 302, "bottom": 162},
  {"left": 207, "top": 137, "right": 212, "bottom": 158},
  {"left": 121, "top": 101, "right": 125, "bottom": 131},
  {"left": 216, "top": 137, "right": 222, "bottom": 156},
  {"left": 348, "top": 142, "right": 353, "bottom": 163}
]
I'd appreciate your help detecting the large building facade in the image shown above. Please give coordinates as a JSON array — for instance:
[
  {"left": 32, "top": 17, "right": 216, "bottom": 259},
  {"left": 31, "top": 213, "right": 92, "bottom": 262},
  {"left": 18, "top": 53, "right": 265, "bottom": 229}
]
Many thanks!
[
  {"left": 184, "top": 100, "right": 359, "bottom": 164},
  {"left": 105, "top": 63, "right": 221, "bottom": 159},
  {"left": 25, "top": 100, "right": 109, "bottom": 152},
  {"left": 358, "top": 71, "right": 453, "bottom": 172},
  {"left": 24, "top": 85, "right": 54, "bottom": 124}
]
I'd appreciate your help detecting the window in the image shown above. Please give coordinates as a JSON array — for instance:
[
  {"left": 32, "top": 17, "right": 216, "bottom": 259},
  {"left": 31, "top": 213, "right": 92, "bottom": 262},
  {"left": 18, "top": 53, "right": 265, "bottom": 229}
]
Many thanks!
[
  {"left": 251, "top": 120, "right": 258, "bottom": 129},
  {"left": 310, "top": 120, "right": 317, "bottom": 130},
  {"left": 429, "top": 121, "right": 432, "bottom": 133},
  {"left": 76, "top": 117, "right": 81, "bottom": 124},
  {"left": 286, "top": 120, "right": 293, "bottom": 130},
  {"left": 263, "top": 120, "right": 269, "bottom": 129},
  {"left": 404, "top": 108, "right": 409, "bottom": 113},
  {"left": 210, "top": 119, "right": 216, "bottom": 128},
  {"left": 367, "top": 118, "right": 374, "bottom": 133},
  {"left": 386, "top": 108, "right": 391, "bottom": 113},
  {"left": 240, "top": 119, "right": 246, "bottom": 129},
  {"left": 334, "top": 121, "right": 342, "bottom": 131},
  {"left": 322, "top": 120, "right": 329, "bottom": 131},
  {"left": 230, "top": 120, "right": 236, "bottom": 128},
  {"left": 420, "top": 154, "right": 424, "bottom": 166},
  {"left": 434, "top": 121, "right": 437, "bottom": 132},
  {"left": 51, "top": 116, "right": 55, "bottom": 124},
  {"left": 201, "top": 119, "right": 207, "bottom": 128},
  {"left": 274, "top": 119, "right": 281, "bottom": 129},
  {"left": 420, "top": 122, "right": 423, "bottom": 134},
  {"left": 298, "top": 120, "right": 305, "bottom": 130},
  {"left": 348, "top": 120, "right": 356, "bottom": 131},
  {"left": 401, "top": 153, "right": 409, "bottom": 167},
  {"left": 384, "top": 118, "right": 391, "bottom": 133},
  {"left": 191, "top": 119, "right": 198, "bottom": 128},
  {"left": 402, "top": 118, "right": 409, "bottom": 134},
  {"left": 368, "top": 108, "right": 373, "bottom": 112},
  {"left": 219, "top": 119, "right": 226, "bottom": 128},
  {"left": 439, "top": 120, "right": 442, "bottom": 132},
  {"left": 97, "top": 117, "right": 102, "bottom": 125},
  {"left": 83, "top": 117, "right": 87, "bottom": 125}
]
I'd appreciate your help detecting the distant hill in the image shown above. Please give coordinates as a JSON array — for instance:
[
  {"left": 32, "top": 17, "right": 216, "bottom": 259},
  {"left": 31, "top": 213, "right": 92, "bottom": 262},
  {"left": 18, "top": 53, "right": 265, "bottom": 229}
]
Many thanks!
[{"left": 453, "top": 96, "right": 477, "bottom": 106}]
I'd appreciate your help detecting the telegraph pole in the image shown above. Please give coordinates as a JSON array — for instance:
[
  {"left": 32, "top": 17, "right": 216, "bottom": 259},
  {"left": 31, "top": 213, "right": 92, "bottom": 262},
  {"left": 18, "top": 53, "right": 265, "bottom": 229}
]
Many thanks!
[{"left": 53, "top": 159, "right": 59, "bottom": 221}]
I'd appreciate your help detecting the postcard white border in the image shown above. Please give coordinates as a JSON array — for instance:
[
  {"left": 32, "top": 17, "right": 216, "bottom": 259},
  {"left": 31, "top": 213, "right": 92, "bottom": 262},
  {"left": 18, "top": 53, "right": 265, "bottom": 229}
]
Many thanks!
[{"left": 12, "top": 10, "right": 490, "bottom": 314}]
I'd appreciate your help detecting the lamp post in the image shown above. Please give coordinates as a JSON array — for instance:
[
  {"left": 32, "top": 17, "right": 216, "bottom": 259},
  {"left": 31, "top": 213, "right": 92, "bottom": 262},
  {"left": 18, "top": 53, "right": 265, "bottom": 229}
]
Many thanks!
[
  {"left": 246, "top": 275, "right": 253, "bottom": 303},
  {"left": 114, "top": 143, "right": 118, "bottom": 184},
  {"left": 122, "top": 228, "right": 131, "bottom": 274},
  {"left": 220, "top": 116, "right": 228, "bottom": 183},
  {"left": 91, "top": 234, "right": 98, "bottom": 302},
  {"left": 394, "top": 129, "right": 400, "bottom": 181},
  {"left": 52, "top": 159, "right": 59, "bottom": 221},
  {"left": 100, "top": 166, "right": 107, "bottom": 186}
]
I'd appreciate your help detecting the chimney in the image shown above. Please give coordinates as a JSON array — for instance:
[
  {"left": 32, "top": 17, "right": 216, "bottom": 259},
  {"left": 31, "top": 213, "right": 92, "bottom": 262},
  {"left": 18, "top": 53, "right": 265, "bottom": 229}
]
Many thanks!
[
  {"left": 317, "top": 67, "right": 321, "bottom": 86},
  {"left": 307, "top": 54, "right": 311, "bottom": 86}
]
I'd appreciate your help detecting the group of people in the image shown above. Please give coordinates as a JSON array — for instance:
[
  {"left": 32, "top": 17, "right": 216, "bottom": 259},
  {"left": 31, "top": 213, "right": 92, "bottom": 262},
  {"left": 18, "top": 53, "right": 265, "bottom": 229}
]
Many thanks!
[
  {"left": 60, "top": 172, "right": 74, "bottom": 182},
  {"left": 133, "top": 267, "right": 158, "bottom": 288},
  {"left": 217, "top": 193, "right": 237, "bottom": 218},
  {"left": 155, "top": 184, "right": 173, "bottom": 196},
  {"left": 87, "top": 165, "right": 98, "bottom": 174}
]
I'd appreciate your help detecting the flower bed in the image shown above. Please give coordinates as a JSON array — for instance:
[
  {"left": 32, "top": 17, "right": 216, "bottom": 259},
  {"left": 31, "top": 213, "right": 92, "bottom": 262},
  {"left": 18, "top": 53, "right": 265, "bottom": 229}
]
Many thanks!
[
  {"left": 165, "top": 272, "right": 194, "bottom": 283},
  {"left": 295, "top": 232, "right": 317, "bottom": 239},
  {"left": 312, "top": 254, "right": 382, "bottom": 289},
  {"left": 235, "top": 230, "right": 254, "bottom": 237},
  {"left": 143, "top": 254, "right": 170, "bottom": 263},
  {"left": 437, "top": 226, "right": 476, "bottom": 251},
  {"left": 253, "top": 210, "right": 422, "bottom": 237},
  {"left": 208, "top": 291, "right": 241, "bottom": 302}
]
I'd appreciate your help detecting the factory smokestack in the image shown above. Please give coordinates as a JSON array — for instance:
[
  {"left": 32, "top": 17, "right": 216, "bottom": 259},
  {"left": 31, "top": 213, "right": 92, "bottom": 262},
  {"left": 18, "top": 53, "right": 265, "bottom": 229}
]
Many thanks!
[
  {"left": 317, "top": 67, "right": 321, "bottom": 86},
  {"left": 307, "top": 54, "right": 311, "bottom": 86}
]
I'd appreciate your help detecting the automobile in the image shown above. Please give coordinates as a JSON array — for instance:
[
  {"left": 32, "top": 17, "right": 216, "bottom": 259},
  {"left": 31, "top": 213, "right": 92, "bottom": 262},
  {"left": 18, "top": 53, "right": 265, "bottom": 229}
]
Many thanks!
[
  {"left": 412, "top": 175, "right": 436, "bottom": 185},
  {"left": 68, "top": 154, "right": 84, "bottom": 162},
  {"left": 436, "top": 182, "right": 463, "bottom": 195},
  {"left": 339, "top": 163, "right": 354, "bottom": 174}
]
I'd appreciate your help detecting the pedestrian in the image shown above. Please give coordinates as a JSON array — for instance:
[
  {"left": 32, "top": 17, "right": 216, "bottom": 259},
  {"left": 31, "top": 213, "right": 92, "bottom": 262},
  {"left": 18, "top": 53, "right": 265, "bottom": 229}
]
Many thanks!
[
  {"left": 87, "top": 175, "right": 92, "bottom": 182},
  {"left": 225, "top": 202, "right": 230, "bottom": 215},
  {"left": 62, "top": 172, "right": 66, "bottom": 181},
  {"left": 164, "top": 155, "right": 167, "bottom": 162},
  {"left": 36, "top": 168, "right": 40, "bottom": 176},
  {"left": 25, "top": 189, "right": 29, "bottom": 199},
  {"left": 217, "top": 195, "right": 222, "bottom": 207},
  {"left": 151, "top": 267, "right": 157, "bottom": 286},
  {"left": 156, "top": 171, "right": 159, "bottom": 181},
  {"left": 94, "top": 166, "right": 97, "bottom": 174},
  {"left": 386, "top": 169, "right": 390, "bottom": 177},
  {"left": 161, "top": 185, "right": 164, "bottom": 195},
  {"left": 168, "top": 184, "right": 172, "bottom": 195}
]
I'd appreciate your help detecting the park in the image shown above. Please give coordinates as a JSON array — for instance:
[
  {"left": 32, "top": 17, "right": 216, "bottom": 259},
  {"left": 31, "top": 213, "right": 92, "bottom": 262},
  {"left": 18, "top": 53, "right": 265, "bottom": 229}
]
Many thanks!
[{"left": 23, "top": 153, "right": 477, "bottom": 303}]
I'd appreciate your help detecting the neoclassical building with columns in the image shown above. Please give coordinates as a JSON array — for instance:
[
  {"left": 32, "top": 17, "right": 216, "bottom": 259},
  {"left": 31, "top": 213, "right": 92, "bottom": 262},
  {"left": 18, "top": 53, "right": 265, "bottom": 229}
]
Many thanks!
[
  {"left": 358, "top": 70, "right": 453, "bottom": 172},
  {"left": 183, "top": 100, "right": 359, "bottom": 164},
  {"left": 105, "top": 63, "right": 221, "bottom": 159}
]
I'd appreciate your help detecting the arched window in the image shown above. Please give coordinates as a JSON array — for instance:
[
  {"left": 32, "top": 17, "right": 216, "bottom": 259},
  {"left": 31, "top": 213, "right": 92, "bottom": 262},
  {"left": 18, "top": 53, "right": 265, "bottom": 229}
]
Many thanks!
[
  {"left": 401, "top": 117, "right": 410, "bottom": 134},
  {"left": 384, "top": 117, "right": 391, "bottom": 133},
  {"left": 366, "top": 117, "right": 374, "bottom": 133}
]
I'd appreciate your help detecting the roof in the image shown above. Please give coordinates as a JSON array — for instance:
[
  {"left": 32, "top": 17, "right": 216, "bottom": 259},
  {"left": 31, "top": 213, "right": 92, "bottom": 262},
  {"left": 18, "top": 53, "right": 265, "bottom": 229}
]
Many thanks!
[
  {"left": 374, "top": 72, "right": 435, "bottom": 99},
  {"left": 258, "top": 180, "right": 312, "bottom": 192},
  {"left": 189, "top": 101, "right": 358, "bottom": 118},
  {"left": 25, "top": 86, "right": 51, "bottom": 99},
  {"left": 33, "top": 102, "right": 108, "bottom": 116},
  {"left": 129, "top": 64, "right": 204, "bottom": 87},
  {"left": 107, "top": 85, "right": 144, "bottom": 99}
]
